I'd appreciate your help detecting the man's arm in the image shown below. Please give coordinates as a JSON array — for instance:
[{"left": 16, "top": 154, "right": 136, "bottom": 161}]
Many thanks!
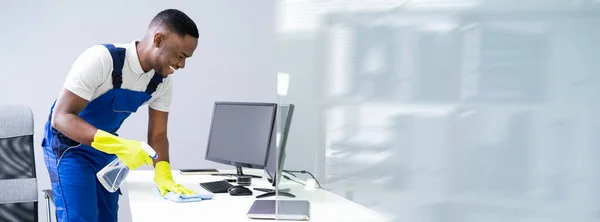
[
  {"left": 149, "top": 105, "right": 194, "bottom": 196},
  {"left": 148, "top": 106, "right": 170, "bottom": 166},
  {"left": 51, "top": 45, "right": 108, "bottom": 146},
  {"left": 51, "top": 88, "right": 98, "bottom": 146}
]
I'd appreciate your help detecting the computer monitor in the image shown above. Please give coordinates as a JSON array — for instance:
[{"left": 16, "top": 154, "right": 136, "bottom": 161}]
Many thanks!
[
  {"left": 255, "top": 104, "right": 295, "bottom": 198},
  {"left": 204, "top": 101, "right": 277, "bottom": 179}
]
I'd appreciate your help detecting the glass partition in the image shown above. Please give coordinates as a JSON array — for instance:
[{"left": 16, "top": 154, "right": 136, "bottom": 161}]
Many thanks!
[{"left": 275, "top": 1, "right": 600, "bottom": 221}]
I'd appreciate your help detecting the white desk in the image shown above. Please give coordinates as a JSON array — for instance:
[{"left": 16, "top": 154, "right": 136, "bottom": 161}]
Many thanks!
[{"left": 125, "top": 169, "right": 389, "bottom": 222}]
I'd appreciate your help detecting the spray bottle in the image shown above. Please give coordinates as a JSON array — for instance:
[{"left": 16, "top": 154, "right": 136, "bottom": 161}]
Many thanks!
[{"left": 96, "top": 141, "right": 157, "bottom": 192}]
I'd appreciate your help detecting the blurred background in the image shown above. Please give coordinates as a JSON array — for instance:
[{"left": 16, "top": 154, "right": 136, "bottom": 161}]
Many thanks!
[{"left": 276, "top": 0, "right": 600, "bottom": 221}]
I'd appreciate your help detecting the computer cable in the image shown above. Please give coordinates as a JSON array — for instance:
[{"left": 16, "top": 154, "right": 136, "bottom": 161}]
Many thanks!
[
  {"left": 281, "top": 174, "right": 304, "bottom": 187},
  {"left": 282, "top": 170, "right": 322, "bottom": 188},
  {"left": 283, "top": 171, "right": 297, "bottom": 177}
]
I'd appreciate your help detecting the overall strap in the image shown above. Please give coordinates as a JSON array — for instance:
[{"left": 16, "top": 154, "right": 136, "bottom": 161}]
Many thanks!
[
  {"left": 102, "top": 44, "right": 126, "bottom": 89},
  {"left": 145, "top": 72, "right": 164, "bottom": 95}
]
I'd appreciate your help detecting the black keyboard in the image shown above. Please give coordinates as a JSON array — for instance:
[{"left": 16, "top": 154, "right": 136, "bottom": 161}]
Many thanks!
[{"left": 199, "top": 180, "right": 234, "bottom": 193}]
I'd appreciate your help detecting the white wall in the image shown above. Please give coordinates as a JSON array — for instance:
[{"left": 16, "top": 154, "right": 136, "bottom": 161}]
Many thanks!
[{"left": 0, "top": 1, "right": 276, "bottom": 221}]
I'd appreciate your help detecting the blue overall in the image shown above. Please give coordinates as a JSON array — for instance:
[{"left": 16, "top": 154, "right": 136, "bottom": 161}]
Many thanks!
[{"left": 41, "top": 44, "right": 164, "bottom": 222}]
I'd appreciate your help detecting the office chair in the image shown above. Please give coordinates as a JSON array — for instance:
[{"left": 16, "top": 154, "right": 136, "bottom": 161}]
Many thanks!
[{"left": 0, "top": 105, "right": 39, "bottom": 222}]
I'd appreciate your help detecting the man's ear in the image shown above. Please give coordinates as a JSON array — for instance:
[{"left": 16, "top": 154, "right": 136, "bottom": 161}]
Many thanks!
[{"left": 153, "top": 33, "right": 165, "bottom": 48}]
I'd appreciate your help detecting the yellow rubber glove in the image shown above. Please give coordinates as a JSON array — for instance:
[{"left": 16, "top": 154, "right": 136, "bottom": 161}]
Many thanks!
[
  {"left": 90, "top": 130, "right": 153, "bottom": 170},
  {"left": 154, "top": 161, "right": 195, "bottom": 197}
]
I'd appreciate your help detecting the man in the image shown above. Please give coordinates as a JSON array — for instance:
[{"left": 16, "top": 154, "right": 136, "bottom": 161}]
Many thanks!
[{"left": 41, "top": 9, "right": 198, "bottom": 221}]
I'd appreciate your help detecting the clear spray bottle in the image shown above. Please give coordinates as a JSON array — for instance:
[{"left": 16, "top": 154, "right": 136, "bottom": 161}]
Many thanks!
[{"left": 96, "top": 141, "right": 157, "bottom": 192}]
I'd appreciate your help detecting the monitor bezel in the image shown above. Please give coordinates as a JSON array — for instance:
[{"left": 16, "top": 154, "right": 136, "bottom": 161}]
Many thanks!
[
  {"left": 265, "top": 104, "right": 295, "bottom": 187},
  {"left": 204, "top": 101, "right": 278, "bottom": 170}
]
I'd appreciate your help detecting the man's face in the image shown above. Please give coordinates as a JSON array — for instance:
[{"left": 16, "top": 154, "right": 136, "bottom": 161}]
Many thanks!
[{"left": 152, "top": 32, "right": 198, "bottom": 77}]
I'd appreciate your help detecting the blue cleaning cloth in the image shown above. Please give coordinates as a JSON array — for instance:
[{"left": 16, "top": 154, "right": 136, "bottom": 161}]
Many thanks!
[{"left": 152, "top": 187, "right": 214, "bottom": 203}]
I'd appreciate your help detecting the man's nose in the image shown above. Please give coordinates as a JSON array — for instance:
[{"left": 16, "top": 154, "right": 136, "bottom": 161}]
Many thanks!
[{"left": 178, "top": 59, "right": 186, "bottom": 69}]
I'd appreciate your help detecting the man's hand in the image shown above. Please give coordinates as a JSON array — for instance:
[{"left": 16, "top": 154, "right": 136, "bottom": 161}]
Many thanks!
[
  {"left": 91, "top": 130, "right": 153, "bottom": 170},
  {"left": 154, "top": 161, "right": 195, "bottom": 196},
  {"left": 147, "top": 105, "right": 189, "bottom": 196}
]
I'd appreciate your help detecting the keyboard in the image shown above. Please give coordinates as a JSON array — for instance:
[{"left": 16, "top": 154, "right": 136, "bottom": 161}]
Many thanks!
[{"left": 199, "top": 180, "right": 234, "bottom": 193}]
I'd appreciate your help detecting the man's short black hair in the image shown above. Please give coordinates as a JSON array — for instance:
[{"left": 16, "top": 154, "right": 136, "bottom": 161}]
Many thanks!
[{"left": 150, "top": 9, "right": 199, "bottom": 38}]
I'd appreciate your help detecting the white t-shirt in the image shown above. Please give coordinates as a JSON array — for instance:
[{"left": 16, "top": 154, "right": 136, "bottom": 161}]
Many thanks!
[{"left": 63, "top": 41, "right": 172, "bottom": 112}]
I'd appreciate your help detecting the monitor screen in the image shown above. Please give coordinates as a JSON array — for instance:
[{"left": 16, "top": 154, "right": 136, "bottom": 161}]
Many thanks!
[
  {"left": 204, "top": 102, "right": 277, "bottom": 169},
  {"left": 265, "top": 104, "right": 294, "bottom": 186}
]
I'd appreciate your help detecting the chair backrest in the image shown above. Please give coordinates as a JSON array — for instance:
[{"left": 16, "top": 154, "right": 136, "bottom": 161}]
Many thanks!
[{"left": 0, "top": 105, "right": 38, "bottom": 222}]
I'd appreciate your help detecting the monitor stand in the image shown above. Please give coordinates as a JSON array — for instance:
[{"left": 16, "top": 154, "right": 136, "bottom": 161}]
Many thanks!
[
  {"left": 254, "top": 188, "right": 296, "bottom": 199},
  {"left": 211, "top": 166, "right": 262, "bottom": 179}
]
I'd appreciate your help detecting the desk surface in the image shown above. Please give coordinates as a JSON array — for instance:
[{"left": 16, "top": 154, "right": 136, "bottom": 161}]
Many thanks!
[{"left": 125, "top": 169, "right": 389, "bottom": 222}]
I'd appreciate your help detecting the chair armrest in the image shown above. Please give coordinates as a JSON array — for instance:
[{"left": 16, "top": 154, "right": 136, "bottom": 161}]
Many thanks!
[{"left": 42, "top": 189, "right": 54, "bottom": 203}]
